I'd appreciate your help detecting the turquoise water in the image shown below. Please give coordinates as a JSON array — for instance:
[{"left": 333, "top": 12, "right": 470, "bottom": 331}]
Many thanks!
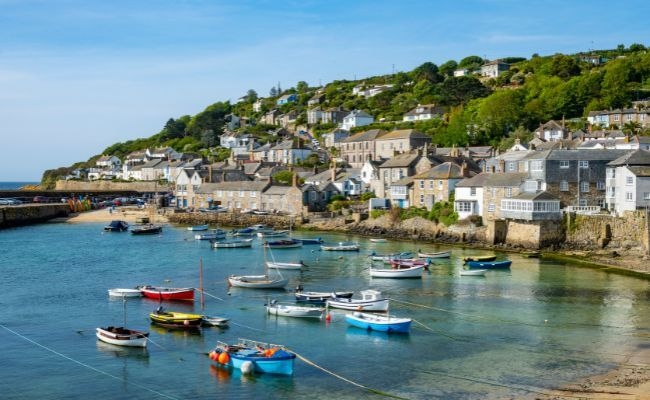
[{"left": 1, "top": 222, "right": 648, "bottom": 399}]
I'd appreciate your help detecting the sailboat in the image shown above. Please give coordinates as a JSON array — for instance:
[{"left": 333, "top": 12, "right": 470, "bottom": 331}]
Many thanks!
[
  {"left": 96, "top": 295, "right": 149, "bottom": 347},
  {"left": 228, "top": 246, "right": 289, "bottom": 289}
]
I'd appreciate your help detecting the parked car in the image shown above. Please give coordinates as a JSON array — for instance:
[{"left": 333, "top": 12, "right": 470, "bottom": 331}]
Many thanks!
[
  {"left": 33, "top": 196, "right": 48, "bottom": 203},
  {"left": 0, "top": 198, "right": 23, "bottom": 205}
]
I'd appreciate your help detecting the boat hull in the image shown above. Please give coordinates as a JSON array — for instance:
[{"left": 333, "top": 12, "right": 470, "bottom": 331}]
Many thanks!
[
  {"left": 266, "top": 261, "right": 303, "bottom": 270},
  {"left": 295, "top": 290, "right": 354, "bottom": 303},
  {"left": 466, "top": 260, "right": 512, "bottom": 269},
  {"left": 266, "top": 304, "right": 324, "bottom": 318},
  {"left": 228, "top": 275, "right": 288, "bottom": 289},
  {"left": 96, "top": 327, "right": 149, "bottom": 347},
  {"left": 460, "top": 269, "right": 487, "bottom": 276},
  {"left": 108, "top": 288, "right": 142, "bottom": 298},
  {"left": 462, "top": 255, "right": 496, "bottom": 263},
  {"left": 321, "top": 242, "right": 359, "bottom": 251},
  {"left": 210, "top": 340, "right": 295, "bottom": 375},
  {"left": 149, "top": 311, "right": 203, "bottom": 329},
  {"left": 417, "top": 251, "right": 451, "bottom": 258},
  {"left": 345, "top": 312, "right": 411, "bottom": 333},
  {"left": 212, "top": 238, "right": 253, "bottom": 248},
  {"left": 264, "top": 239, "right": 303, "bottom": 249},
  {"left": 188, "top": 224, "right": 209, "bottom": 231},
  {"left": 139, "top": 286, "right": 195, "bottom": 301},
  {"left": 326, "top": 298, "right": 389, "bottom": 311},
  {"left": 370, "top": 265, "right": 424, "bottom": 278},
  {"left": 131, "top": 225, "right": 162, "bottom": 235}
]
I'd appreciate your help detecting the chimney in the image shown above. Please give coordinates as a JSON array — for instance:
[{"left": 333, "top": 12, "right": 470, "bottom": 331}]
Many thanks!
[
  {"left": 292, "top": 172, "right": 298, "bottom": 187},
  {"left": 331, "top": 166, "right": 336, "bottom": 182},
  {"left": 461, "top": 161, "right": 467, "bottom": 177},
  {"left": 221, "top": 170, "right": 226, "bottom": 182}
]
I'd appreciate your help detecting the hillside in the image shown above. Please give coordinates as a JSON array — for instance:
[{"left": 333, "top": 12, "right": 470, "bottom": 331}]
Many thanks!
[{"left": 41, "top": 44, "right": 650, "bottom": 186}]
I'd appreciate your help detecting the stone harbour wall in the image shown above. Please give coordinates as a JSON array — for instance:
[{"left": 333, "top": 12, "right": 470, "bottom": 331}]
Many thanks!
[
  {"left": 564, "top": 211, "right": 649, "bottom": 253},
  {"left": 54, "top": 180, "right": 172, "bottom": 192},
  {"left": 0, "top": 204, "right": 71, "bottom": 229}
]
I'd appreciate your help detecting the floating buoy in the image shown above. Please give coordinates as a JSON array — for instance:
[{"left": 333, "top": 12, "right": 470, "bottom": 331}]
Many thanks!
[
  {"left": 208, "top": 351, "right": 217, "bottom": 361},
  {"left": 217, "top": 352, "right": 230, "bottom": 364},
  {"left": 184, "top": 320, "right": 190, "bottom": 326},
  {"left": 240, "top": 361, "right": 254, "bottom": 375},
  {"left": 325, "top": 313, "right": 331, "bottom": 322}
]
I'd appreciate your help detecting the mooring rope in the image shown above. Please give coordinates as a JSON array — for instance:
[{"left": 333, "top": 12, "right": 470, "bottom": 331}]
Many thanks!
[
  {"left": 0, "top": 323, "right": 179, "bottom": 400},
  {"left": 195, "top": 288, "right": 225, "bottom": 302},
  {"left": 289, "top": 349, "right": 409, "bottom": 399}
]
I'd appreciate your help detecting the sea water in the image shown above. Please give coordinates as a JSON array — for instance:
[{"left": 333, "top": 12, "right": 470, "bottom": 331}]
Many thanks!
[{"left": 0, "top": 221, "right": 648, "bottom": 399}]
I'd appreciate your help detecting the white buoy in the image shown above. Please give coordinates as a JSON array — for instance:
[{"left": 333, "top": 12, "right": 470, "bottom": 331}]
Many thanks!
[{"left": 240, "top": 361, "right": 254, "bottom": 375}]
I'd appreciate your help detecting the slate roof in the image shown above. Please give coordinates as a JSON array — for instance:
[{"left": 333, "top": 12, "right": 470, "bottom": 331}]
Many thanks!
[
  {"left": 391, "top": 176, "right": 415, "bottom": 186},
  {"left": 376, "top": 129, "right": 430, "bottom": 140},
  {"left": 607, "top": 149, "right": 650, "bottom": 166},
  {"left": 510, "top": 191, "right": 559, "bottom": 201},
  {"left": 413, "top": 162, "right": 468, "bottom": 179},
  {"left": 456, "top": 172, "right": 528, "bottom": 188},
  {"left": 378, "top": 152, "right": 420, "bottom": 168},
  {"left": 341, "top": 129, "right": 386, "bottom": 143},
  {"left": 628, "top": 166, "right": 650, "bottom": 177}
]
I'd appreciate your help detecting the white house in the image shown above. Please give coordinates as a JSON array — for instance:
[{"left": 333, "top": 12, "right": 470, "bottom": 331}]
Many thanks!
[
  {"left": 605, "top": 149, "right": 650, "bottom": 214},
  {"left": 340, "top": 110, "right": 374, "bottom": 131},
  {"left": 402, "top": 104, "right": 444, "bottom": 122}
]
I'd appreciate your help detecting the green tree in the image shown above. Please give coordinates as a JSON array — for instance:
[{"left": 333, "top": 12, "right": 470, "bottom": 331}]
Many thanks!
[
  {"left": 439, "top": 60, "right": 458, "bottom": 77},
  {"left": 185, "top": 101, "right": 231, "bottom": 140},
  {"left": 439, "top": 76, "right": 492, "bottom": 106},
  {"left": 271, "top": 170, "right": 294, "bottom": 185},
  {"left": 246, "top": 89, "right": 258, "bottom": 102},
  {"left": 411, "top": 62, "right": 441, "bottom": 84},
  {"left": 296, "top": 81, "right": 309, "bottom": 93},
  {"left": 458, "top": 55, "right": 484, "bottom": 70}
]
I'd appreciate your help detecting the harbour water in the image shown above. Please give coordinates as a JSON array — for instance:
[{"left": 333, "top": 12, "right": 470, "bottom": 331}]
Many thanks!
[{"left": 1, "top": 221, "right": 649, "bottom": 399}]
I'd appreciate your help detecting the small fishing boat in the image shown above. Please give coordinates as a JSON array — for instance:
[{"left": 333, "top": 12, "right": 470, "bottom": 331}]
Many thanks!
[
  {"left": 264, "top": 238, "right": 303, "bottom": 249},
  {"left": 96, "top": 326, "right": 149, "bottom": 347},
  {"left": 208, "top": 338, "right": 296, "bottom": 375},
  {"left": 138, "top": 286, "right": 195, "bottom": 301},
  {"left": 294, "top": 285, "right": 354, "bottom": 303},
  {"left": 369, "top": 264, "right": 425, "bottom": 279},
  {"left": 195, "top": 229, "right": 227, "bottom": 240},
  {"left": 130, "top": 224, "right": 162, "bottom": 235},
  {"left": 212, "top": 238, "right": 254, "bottom": 248},
  {"left": 417, "top": 250, "right": 451, "bottom": 258},
  {"left": 266, "top": 261, "right": 304, "bottom": 270},
  {"left": 149, "top": 306, "right": 203, "bottom": 329},
  {"left": 187, "top": 224, "right": 209, "bottom": 231},
  {"left": 460, "top": 269, "right": 487, "bottom": 276},
  {"left": 462, "top": 255, "right": 497, "bottom": 263},
  {"left": 294, "top": 237, "right": 323, "bottom": 245},
  {"left": 466, "top": 260, "right": 512, "bottom": 269},
  {"left": 256, "top": 230, "right": 288, "bottom": 238},
  {"left": 108, "top": 288, "right": 142, "bottom": 298},
  {"left": 266, "top": 300, "right": 325, "bottom": 319},
  {"left": 387, "top": 258, "right": 430, "bottom": 268},
  {"left": 201, "top": 315, "right": 230, "bottom": 328},
  {"left": 370, "top": 251, "right": 413, "bottom": 262},
  {"left": 326, "top": 289, "right": 389, "bottom": 312},
  {"left": 231, "top": 227, "right": 254, "bottom": 237},
  {"left": 321, "top": 242, "right": 360, "bottom": 251},
  {"left": 369, "top": 238, "right": 387, "bottom": 243},
  {"left": 103, "top": 220, "right": 129, "bottom": 232},
  {"left": 345, "top": 312, "right": 412, "bottom": 333},
  {"left": 228, "top": 274, "right": 288, "bottom": 289},
  {"left": 248, "top": 224, "right": 274, "bottom": 233}
]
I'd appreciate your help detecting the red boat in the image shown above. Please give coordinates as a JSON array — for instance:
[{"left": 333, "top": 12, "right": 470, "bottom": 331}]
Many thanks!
[{"left": 138, "top": 286, "right": 195, "bottom": 301}]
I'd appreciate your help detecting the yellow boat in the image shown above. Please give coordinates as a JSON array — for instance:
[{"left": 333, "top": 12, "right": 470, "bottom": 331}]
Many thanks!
[{"left": 149, "top": 307, "right": 203, "bottom": 329}]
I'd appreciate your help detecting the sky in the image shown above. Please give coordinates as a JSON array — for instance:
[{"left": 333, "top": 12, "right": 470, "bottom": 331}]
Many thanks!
[{"left": 1, "top": 0, "right": 649, "bottom": 182}]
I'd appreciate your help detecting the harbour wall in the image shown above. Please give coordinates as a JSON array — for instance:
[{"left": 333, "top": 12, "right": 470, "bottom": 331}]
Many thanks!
[
  {"left": 564, "top": 211, "right": 649, "bottom": 253},
  {"left": 54, "top": 180, "right": 171, "bottom": 192},
  {"left": 0, "top": 204, "right": 71, "bottom": 229}
]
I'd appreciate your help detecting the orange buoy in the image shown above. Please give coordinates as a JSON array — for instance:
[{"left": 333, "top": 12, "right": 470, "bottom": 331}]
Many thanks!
[
  {"left": 325, "top": 313, "right": 331, "bottom": 322},
  {"left": 208, "top": 351, "right": 217, "bottom": 361},
  {"left": 217, "top": 352, "right": 230, "bottom": 364}
]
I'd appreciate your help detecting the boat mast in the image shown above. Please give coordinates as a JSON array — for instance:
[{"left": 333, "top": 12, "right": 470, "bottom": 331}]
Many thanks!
[{"left": 199, "top": 258, "right": 205, "bottom": 311}]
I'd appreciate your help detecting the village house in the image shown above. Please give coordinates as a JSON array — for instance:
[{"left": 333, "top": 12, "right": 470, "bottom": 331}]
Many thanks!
[
  {"left": 307, "top": 107, "right": 323, "bottom": 125},
  {"left": 268, "top": 139, "right": 313, "bottom": 164},
  {"left": 374, "top": 129, "right": 431, "bottom": 159},
  {"left": 321, "top": 107, "right": 349, "bottom": 125},
  {"left": 261, "top": 175, "right": 305, "bottom": 215},
  {"left": 196, "top": 180, "right": 271, "bottom": 211},
  {"left": 388, "top": 176, "right": 415, "bottom": 209},
  {"left": 372, "top": 151, "right": 421, "bottom": 198},
  {"left": 253, "top": 98, "right": 264, "bottom": 112},
  {"left": 352, "top": 83, "right": 394, "bottom": 98},
  {"left": 321, "top": 128, "right": 350, "bottom": 149},
  {"left": 587, "top": 107, "right": 650, "bottom": 129},
  {"left": 402, "top": 104, "right": 445, "bottom": 122},
  {"left": 340, "top": 110, "right": 374, "bottom": 131},
  {"left": 454, "top": 172, "right": 528, "bottom": 223},
  {"left": 174, "top": 168, "right": 204, "bottom": 209},
  {"left": 261, "top": 109, "right": 281, "bottom": 125},
  {"left": 337, "top": 129, "right": 386, "bottom": 168},
  {"left": 534, "top": 120, "right": 570, "bottom": 142},
  {"left": 308, "top": 93, "right": 325, "bottom": 107},
  {"left": 276, "top": 93, "right": 297, "bottom": 105},
  {"left": 480, "top": 60, "right": 509, "bottom": 78},
  {"left": 411, "top": 161, "right": 473, "bottom": 209},
  {"left": 605, "top": 149, "right": 650, "bottom": 215}
]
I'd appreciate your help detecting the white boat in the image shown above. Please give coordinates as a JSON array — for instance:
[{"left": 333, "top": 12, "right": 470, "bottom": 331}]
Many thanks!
[
  {"left": 212, "top": 238, "right": 254, "bottom": 248},
  {"left": 369, "top": 238, "right": 387, "bottom": 243},
  {"left": 108, "top": 288, "right": 142, "bottom": 298},
  {"left": 195, "top": 229, "right": 227, "bottom": 240},
  {"left": 417, "top": 250, "right": 451, "bottom": 258},
  {"left": 369, "top": 264, "right": 425, "bottom": 279},
  {"left": 257, "top": 230, "right": 289, "bottom": 238},
  {"left": 460, "top": 269, "right": 487, "bottom": 276},
  {"left": 370, "top": 251, "right": 413, "bottom": 262},
  {"left": 266, "top": 261, "right": 303, "bottom": 270},
  {"left": 228, "top": 247, "right": 289, "bottom": 289},
  {"left": 326, "top": 289, "right": 389, "bottom": 312},
  {"left": 188, "top": 224, "right": 209, "bottom": 231},
  {"left": 201, "top": 315, "right": 230, "bottom": 327},
  {"left": 266, "top": 300, "right": 324, "bottom": 319},
  {"left": 321, "top": 242, "right": 360, "bottom": 251},
  {"left": 345, "top": 312, "right": 412, "bottom": 333},
  {"left": 96, "top": 327, "right": 149, "bottom": 347}
]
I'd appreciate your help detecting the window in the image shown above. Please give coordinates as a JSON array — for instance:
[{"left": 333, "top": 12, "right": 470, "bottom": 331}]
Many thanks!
[
  {"left": 530, "top": 160, "right": 543, "bottom": 171},
  {"left": 559, "top": 160, "right": 570, "bottom": 169},
  {"left": 579, "top": 160, "right": 589, "bottom": 169},
  {"left": 560, "top": 180, "right": 569, "bottom": 191},
  {"left": 239, "top": 190, "right": 245, "bottom": 197},
  {"left": 597, "top": 199, "right": 606, "bottom": 209},
  {"left": 217, "top": 190, "right": 223, "bottom": 197},
  {"left": 607, "top": 187, "right": 616, "bottom": 198},
  {"left": 455, "top": 202, "right": 472, "bottom": 212},
  {"left": 470, "top": 187, "right": 476, "bottom": 196},
  {"left": 507, "top": 162, "right": 516, "bottom": 172},
  {"left": 626, "top": 176, "right": 634, "bottom": 186},
  {"left": 607, "top": 169, "right": 615, "bottom": 179},
  {"left": 626, "top": 192, "right": 633, "bottom": 201},
  {"left": 488, "top": 203, "right": 495, "bottom": 212},
  {"left": 579, "top": 199, "right": 587, "bottom": 206},
  {"left": 419, "top": 180, "right": 424, "bottom": 189},
  {"left": 644, "top": 192, "right": 650, "bottom": 200},
  {"left": 505, "top": 187, "right": 512, "bottom": 198},
  {"left": 228, "top": 191, "right": 233, "bottom": 197},
  {"left": 580, "top": 181, "right": 589, "bottom": 192},
  {"left": 429, "top": 180, "right": 433, "bottom": 189},
  {"left": 438, "top": 180, "right": 443, "bottom": 189},
  {"left": 597, "top": 181, "right": 605, "bottom": 190},
  {"left": 419, "top": 194, "right": 424, "bottom": 204},
  {"left": 250, "top": 191, "right": 256, "bottom": 197}
]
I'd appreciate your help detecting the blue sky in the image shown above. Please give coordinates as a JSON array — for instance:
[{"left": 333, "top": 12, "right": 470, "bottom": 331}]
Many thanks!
[{"left": 1, "top": 0, "right": 648, "bottom": 181}]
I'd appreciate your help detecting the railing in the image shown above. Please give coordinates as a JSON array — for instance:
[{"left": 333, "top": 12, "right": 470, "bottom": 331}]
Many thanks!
[{"left": 563, "top": 206, "right": 601, "bottom": 215}]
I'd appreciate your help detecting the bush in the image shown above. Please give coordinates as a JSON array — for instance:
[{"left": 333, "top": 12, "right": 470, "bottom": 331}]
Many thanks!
[{"left": 370, "top": 209, "right": 387, "bottom": 219}]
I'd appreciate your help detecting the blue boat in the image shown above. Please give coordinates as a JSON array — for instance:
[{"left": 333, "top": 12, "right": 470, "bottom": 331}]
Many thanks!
[
  {"left": 231, "top": 227, "right": 254, "bottom": 237},
  {"left": 345, "top": 312, "right": 412, "bottom": 333},
  {"left": 209, "top": 339, "right": 296, "bottom": 375},
  {"left": 466, "top": 260, "right": 512, "bottom": 269}
]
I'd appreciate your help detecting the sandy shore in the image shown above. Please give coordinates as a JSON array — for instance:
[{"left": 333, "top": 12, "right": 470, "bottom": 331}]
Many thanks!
[{"left": 65, "top": 208, "right": 650, "bottom": 398}]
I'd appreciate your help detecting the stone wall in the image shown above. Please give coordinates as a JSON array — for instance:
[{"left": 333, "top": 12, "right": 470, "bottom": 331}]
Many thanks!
[
  {"left": 0, "top": 204, "right": 70, "bottom": 228},
  {"left": 55, "top": 180, "right": 172, "bottom": 192},
  {"left": 166, "top": 211, "right": 300, "bottom": 229},
  {"left": 565, "top": 211, "right": 649, "bottom": 253},
  {"left": 504, "top": 220, "right": 564, "bottom": 249}
]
